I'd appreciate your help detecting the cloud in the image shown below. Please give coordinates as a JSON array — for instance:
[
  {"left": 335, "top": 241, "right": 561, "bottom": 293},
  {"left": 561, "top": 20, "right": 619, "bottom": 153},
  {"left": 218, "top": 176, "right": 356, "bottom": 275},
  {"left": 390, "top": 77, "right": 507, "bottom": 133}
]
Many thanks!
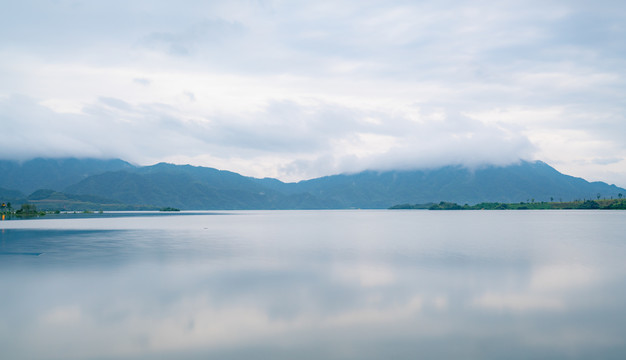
[
  {"left": 0, "top": 95, "right": 202, "bottom": 162},
  {"left": 473, "top": 293, "right": 564, "bottom": 311},
  {"left": 133, "top": 78, "right": 151, "bottom": 86},
  {"left": 279, "top": 108, "right": 535, "bottom": 179},
  {"left": 0, "top": 1, "right": 625, "bottom": 185},
  {"left": 184, "top": 91, "right": 195, "bottom": 102},
  {"left": 0, "top": 94, "right": 535, "bottom": 180},
  {"left": 590, "top": 157, "right": 624, "bottom": 166},
  {"left": 138, "top": 18, "right": 246, "bottom": 56}
]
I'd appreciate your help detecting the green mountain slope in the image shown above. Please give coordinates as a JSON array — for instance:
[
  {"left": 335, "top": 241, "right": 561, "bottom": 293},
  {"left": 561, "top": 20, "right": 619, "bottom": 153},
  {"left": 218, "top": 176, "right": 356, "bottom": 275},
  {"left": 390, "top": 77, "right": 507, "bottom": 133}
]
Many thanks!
[
  {"left": 2, "top": 158, "right": 624, "bottom": 210},
  {"left": 0, "top": 187, "right": 26, "bottom": 204},
  {"left": 276, "top": 161, "right": 624, "bottom": 207},
  {"left": 65, "top": 163, "right": 325, "bottom": 209},
  {"left": 0, "top": 158, "right": 134, "bottom": 194}
]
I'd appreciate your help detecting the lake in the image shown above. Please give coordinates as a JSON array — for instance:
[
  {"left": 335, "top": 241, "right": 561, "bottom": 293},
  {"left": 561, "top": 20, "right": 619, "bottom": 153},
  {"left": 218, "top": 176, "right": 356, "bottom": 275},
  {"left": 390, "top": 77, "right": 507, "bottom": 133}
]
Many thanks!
[{"left": 1, "top": 210, "right": 625, "bottom": 359}]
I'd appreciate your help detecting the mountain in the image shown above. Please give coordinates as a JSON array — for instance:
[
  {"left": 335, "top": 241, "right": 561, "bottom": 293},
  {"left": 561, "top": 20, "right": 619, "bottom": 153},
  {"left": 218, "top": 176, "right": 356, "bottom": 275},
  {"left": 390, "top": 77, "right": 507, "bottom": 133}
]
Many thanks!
[
  {"left": 65, "top": 163, "right": 323, "bottom": 209},
  {"left": 1, "top": 158, "right": 624, "bottom": 209},
  {"left": 0, "top": 158, "right": 134, "bottom": 194},
  {"left": 265, "top": 161, "right": 625, "bottom": 207},
  {"left": 0, "top": 187, "right": 26, "bottom": 204}
]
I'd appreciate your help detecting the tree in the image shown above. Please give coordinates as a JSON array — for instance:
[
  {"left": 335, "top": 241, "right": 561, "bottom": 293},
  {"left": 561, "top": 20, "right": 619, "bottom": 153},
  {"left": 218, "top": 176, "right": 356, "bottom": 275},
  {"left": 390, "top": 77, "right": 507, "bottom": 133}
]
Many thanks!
[
  {"left": 619, "top": 193, "right": 623, "bottom": 199},
  {"left": 579, "top": 200, "right": 600, "bottom": 209},
  {"left": 17, "top": 203, "right": 37, "bottom": 214}
]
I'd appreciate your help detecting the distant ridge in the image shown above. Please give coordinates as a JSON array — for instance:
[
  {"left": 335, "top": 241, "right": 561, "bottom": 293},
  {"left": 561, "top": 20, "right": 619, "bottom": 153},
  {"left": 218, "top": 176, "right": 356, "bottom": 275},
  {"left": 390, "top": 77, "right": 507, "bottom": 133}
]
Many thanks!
[
  {"left": 0, "top": 158, "right": 624, "bottom": 210},
  {"left": 264, "top": 161, "right": 624, "bottom": 208},
  {"left": 0, "top": 158, "right": 134, "bottom": 194},
  {"left": 65, "top": 162, "right": 322, "bottom": 209}
]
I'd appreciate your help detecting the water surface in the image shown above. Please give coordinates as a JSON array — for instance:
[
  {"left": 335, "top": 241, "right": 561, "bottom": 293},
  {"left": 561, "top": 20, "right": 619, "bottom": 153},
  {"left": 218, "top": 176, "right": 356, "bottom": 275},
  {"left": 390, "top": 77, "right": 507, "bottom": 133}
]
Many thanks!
[{"left": 1, "top": 210, "right": 625, "bottom": 359}]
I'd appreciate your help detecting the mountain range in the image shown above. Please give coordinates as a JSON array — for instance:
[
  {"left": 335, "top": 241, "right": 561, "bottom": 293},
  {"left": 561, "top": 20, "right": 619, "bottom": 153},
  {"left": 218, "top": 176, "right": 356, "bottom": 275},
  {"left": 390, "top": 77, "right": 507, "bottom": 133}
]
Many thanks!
[{"left": 0, "top": 158, "right": 624, "bottom": 210}]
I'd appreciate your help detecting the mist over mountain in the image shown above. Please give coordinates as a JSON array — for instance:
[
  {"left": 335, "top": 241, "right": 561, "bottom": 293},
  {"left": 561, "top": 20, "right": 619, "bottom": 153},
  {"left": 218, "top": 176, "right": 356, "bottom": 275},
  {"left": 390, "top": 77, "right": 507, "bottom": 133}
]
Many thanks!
[
  {"left": 266, "top": 161, "right": 624, "bottom": 208},
  {"left": 0, "top": 158, "right": 624, "bottom": 210},
  {"left": 0, "top": 187, "right": 25, "bottom": 203},
  {"left": 0, "top": 158, "right": 134, "bottom": 194},
  {"left": 64, "top": 162, "right": 330, "bottom": 209}
]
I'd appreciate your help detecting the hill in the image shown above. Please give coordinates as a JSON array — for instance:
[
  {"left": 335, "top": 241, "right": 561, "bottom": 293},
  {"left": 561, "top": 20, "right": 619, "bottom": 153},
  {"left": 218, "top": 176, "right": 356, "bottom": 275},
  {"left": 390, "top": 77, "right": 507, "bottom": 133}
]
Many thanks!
[
  {"left": 268, "top": 161, "right": 624, "bottom": 207},
  {"left": 65, "top": 163, "right": 323, "bottom": 209},
  {"left": 1, "top": 158, "right": 624, "bottom": 210},
  {"left": 0, "top": 158, "right": 134, "bottom": 194},
  {"left": 0, "top": 187, "right": 26, "bottom": 205}
]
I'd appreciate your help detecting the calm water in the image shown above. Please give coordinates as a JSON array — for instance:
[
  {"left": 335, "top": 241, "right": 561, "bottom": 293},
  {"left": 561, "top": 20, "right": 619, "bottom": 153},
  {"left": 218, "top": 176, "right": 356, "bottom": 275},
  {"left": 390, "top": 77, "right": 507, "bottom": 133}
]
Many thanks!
[{"left": 1, "top": 210, "right": 625, "bottom": 359}]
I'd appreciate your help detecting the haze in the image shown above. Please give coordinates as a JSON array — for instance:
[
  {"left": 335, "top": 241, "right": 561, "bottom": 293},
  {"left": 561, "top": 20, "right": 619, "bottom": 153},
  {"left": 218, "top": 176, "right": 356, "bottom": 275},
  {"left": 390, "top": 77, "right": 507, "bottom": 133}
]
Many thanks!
[{"left": 1, "top": 0, "right": 624, "bottom": 186}]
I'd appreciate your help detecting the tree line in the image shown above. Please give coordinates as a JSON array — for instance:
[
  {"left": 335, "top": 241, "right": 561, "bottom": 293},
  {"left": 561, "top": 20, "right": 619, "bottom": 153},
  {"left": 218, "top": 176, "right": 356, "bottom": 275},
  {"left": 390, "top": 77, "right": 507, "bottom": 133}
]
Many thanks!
[{"left": 390, "top": 198, "right": 626, "bottom": 210}]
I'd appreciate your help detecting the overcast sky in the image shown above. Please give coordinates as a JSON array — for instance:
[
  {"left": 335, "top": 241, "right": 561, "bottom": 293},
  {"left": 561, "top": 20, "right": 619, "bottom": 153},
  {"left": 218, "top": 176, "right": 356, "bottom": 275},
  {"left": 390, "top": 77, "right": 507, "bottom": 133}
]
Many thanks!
[{"left": 1, "top": 0, "right": 625, "bottom": 185}]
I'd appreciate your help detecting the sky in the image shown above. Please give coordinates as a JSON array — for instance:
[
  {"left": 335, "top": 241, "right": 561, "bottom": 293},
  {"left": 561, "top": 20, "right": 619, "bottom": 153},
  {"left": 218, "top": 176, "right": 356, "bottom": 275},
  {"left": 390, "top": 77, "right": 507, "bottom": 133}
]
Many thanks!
[{"left": 1, "top": 0, "right": 625, "bottom": 186}]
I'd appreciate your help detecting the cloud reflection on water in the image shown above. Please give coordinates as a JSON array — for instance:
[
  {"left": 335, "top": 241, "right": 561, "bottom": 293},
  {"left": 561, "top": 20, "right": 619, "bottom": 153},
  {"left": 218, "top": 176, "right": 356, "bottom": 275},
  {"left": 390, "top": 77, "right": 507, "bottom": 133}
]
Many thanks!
[{"left": 1, "top": 211, "right": 626, "bottom": 359}]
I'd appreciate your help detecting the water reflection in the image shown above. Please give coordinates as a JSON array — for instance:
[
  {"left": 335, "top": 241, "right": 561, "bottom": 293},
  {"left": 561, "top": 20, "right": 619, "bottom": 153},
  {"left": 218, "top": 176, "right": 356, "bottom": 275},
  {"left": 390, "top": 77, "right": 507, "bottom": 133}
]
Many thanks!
[{"left": 1, "top": 211, "right": 625, "bottom": 359}]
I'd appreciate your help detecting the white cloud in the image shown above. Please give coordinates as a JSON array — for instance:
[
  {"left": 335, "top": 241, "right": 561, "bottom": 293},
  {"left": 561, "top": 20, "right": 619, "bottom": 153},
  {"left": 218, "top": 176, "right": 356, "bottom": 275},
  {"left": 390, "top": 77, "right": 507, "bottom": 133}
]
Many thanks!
[
  {"left": 0, "top": 0, "right": 625, "bottom": 185},
  {"left": 0, "top": 94, "right": 536, "bottom": 181},
  {"left": 473, "top": 264, "right": 599, "bottom": 312},
  {"left": 473, "top": 293, "right": 564, "bottom": 311},
  {"left": 332, "top": 264, "right": 396, "bottom": 287}
]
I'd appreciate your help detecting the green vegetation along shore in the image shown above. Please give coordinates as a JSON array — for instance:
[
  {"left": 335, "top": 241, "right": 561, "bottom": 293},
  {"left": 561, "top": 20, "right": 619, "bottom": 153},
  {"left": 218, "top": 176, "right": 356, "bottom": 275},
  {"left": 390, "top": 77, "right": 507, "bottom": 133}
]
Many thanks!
[
  {"left": 0, "top": 203, "right": 48, "bottom": 219},
  {"left": 390, "top": 198, "right": 626, "bottom": 210}
]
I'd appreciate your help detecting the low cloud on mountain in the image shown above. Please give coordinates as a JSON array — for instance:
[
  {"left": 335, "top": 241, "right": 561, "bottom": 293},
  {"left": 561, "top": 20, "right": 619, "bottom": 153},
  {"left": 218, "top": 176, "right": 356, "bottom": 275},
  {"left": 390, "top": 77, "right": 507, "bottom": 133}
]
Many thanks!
[{"left": 1, "top": 1, "right": 625, "bottom": 185}]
